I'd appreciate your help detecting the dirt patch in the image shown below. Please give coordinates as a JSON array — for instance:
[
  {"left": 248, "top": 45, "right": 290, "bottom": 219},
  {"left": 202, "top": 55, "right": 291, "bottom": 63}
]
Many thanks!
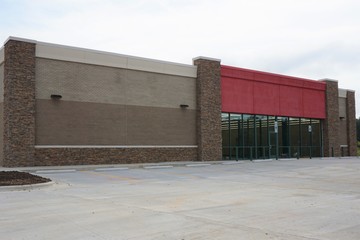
[{"left": 0, "top": 171, "right": 51, "bottom": 186}]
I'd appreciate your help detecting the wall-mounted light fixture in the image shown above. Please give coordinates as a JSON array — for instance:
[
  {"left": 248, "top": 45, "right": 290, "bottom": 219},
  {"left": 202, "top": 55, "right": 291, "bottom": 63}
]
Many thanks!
[
  {"left": 50, "top": 94, "right": 62, "bottom": 100},
  {"left": 180, "top": 104, "right": 189, "bottom": 108}
]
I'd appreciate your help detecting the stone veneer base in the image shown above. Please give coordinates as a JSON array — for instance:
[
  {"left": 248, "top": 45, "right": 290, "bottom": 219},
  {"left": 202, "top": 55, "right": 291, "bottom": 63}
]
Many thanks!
[{"left": 35, "top": 147, "right": 198, "bottom": 166}]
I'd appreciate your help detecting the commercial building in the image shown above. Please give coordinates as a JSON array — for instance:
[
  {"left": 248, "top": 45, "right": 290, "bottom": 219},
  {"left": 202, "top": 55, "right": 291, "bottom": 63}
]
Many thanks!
[{"left": 0, "top": 37, "right": 356, "bottom": 167}]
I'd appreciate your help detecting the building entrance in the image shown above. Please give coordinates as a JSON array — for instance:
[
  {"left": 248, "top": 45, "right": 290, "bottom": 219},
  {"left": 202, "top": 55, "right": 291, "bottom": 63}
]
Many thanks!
[
  {"left": 268, "top": 131, "right": 277, "bottom": 159},
  {"left": 221, "top": 113, "right": 323, "bottom": 160}
]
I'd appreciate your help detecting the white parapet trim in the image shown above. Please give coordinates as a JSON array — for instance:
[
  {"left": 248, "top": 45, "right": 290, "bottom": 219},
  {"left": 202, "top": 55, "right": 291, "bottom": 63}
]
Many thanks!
[
  {"left": 35, "top": 41, "right": 197, "bottom": 78},
  {"left": 338, "top": 88, "right": 347, "bottom": 98},
  {"left": 319, "top": 78, "right": 338, "bottom": 83},
  {"left": 339, "top": 88, "right": 355, "bottom": 98},
  {"left": 35, "top": 145, "right": 198, "bottom": 149},
  {"left": 4, "top": 36, "right": 37, "bottom": 45},
  {"left": 2, "top": 36, "right": 197, "bottom": 78},
  {"left": 193, "top": 56, "right": 221, "bottom": 62}
]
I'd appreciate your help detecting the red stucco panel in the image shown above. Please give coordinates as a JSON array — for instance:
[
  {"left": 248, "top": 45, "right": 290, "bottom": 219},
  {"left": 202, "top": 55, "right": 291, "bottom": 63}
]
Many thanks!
[{"left": 221, "top": 65, "right": 326, "bottom": 119}]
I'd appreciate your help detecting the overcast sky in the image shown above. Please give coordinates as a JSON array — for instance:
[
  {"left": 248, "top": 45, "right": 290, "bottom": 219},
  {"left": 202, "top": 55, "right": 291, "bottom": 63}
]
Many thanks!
[{"left": 1, "top": 0, "right": 360, "bottom": 116}]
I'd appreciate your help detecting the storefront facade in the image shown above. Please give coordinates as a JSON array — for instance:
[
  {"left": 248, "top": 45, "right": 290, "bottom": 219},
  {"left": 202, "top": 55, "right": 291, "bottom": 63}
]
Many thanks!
[
  {"left": 0, "top": 37, "right": 357, "bottom": 167},
  {"left": 221, "top": 65, "right": 327, "bottom": 160}
]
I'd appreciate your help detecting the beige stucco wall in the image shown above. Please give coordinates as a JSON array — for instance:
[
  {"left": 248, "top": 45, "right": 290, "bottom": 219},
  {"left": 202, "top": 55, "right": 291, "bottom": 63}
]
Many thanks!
[
  {"left": 35, "top": 100, "right": 196, "bottom": 145},
  {"left": 35, "top": 58, "right": 197, "bottom": 146},
  {"left": 35, "top": 41, "right": 197, "bottom": 78},
  {"left": 338, "top": 96, "right": 347, "bottom": 118},
  {"left": 0, "top": 47, "right": 4, "bottom": 65},
  {"left": 35, "top": 58, "right": 196, "bottom": 109}
]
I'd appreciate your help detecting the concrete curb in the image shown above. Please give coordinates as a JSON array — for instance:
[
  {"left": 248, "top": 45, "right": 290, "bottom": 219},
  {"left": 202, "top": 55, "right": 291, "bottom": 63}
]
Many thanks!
[
  {"left": 277, "top": 158, "right": 299, "bottom": 161},
  {"left": 0, "top": 181, "right": 55, "bottom": 192},
  {"left": 1, "top": 161, "right": 242, "bottom": 173},
  {"left": 1, "top": 157, "right": 354, "bottom": 174},
  {"left": 253, "top": 159, "right": 273, "bottom": 162}
]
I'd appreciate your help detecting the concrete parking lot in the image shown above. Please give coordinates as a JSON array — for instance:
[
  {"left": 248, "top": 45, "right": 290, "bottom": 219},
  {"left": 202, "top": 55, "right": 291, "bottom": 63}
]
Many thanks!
[{"left": 1, "top": 158, "right": 360, "bottom": 240}]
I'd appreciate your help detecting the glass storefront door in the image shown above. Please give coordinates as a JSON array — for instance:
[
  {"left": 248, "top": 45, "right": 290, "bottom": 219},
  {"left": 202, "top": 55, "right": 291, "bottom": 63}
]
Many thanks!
[{"left": 222, "top": 113, "right": 323, "bottom": 160}]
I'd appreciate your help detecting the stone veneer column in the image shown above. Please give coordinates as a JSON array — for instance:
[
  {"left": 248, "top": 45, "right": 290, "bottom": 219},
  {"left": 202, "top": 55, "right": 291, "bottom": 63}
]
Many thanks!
[
  {"left": 346, "top": 90, "right": 357, "bottom": 156},
  {"left": 3, "top": 39, "right": 36, "bottom": 167},
  {"left": 321, "top": 79, "right": 340, "bottom": 157},
  {"left": 193, "top": 57, "right": 222, "bottom": 161}
]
